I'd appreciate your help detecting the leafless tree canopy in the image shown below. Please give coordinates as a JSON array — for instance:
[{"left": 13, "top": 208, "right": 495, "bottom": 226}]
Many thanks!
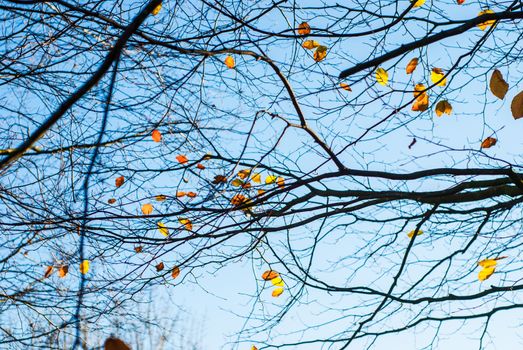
[{"left": 1, "top": 0, "right": 523, "bottom": 349}]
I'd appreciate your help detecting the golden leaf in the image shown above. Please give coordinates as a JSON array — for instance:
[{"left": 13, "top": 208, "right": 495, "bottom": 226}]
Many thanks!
[
  {"left": 478, "top": 258, "right": 497, "bottom": 268},
  {"left": 406, "top": 57, "right": 418, "bottom": 74},
  {"left": 151, "top": 3, "right": 162, "bottom": 16},
  {"left": 511, "top": 91, "right": 523, "bottom": 120},
  {"left": 179, "top": 218, "right": 192, "bottom": 231},
  {"left": 252, "top": 173, "right": 261, "bottom": 184},
  {"left": 412, "top": 93, "right": 429, "bottom": 112},
  {"left": 478, "top": 267, "right": 495, "bottom": 281},
  {"left": 375, "top": 67, "right": 388, "bottom": 86},
  {"left": 297, "top": 21, "right": 311, "bottom": 35},
  {"left": 79, "top": 260, "right": 90, "bottom": 275},
  {"left": 276, "top": 177, "right": 285, "bottom": 189},
  {"left": 407, "top": 229, "right": 423, "bottom": 238},
  {"left": 271, "top": 276, "right": 285, "bottom": 287},
  {"left": 431, "top": 68, "right": 447, "bottom": 86},
  {"left": 224, "top": 55, "right": 235, "bottom": 69},
  {"left": 265, "top": 175, "right": 277, "bottom": 184},
  {"left": 158, "top": 222, "right": 169, "bottom": 237},
  {"left": 272, "top": 287, "right": 284, "bottom": 297},
  {"left": 340, "top": 83, "right": 352, "bottom": 92},
  {"left": 411, "top": 0, "right": 425, "bottom": 8},
  {"left": 313, "top": 45, "right": 328, "bottom": 62},
  {"left": 477, "top": 10, "right": 495, "bottom": 30},
  {"left": 141, "top": 203, "right": 153, "bottom": 215},
  {"left": 435, "top": 100, "right": 452, "bottom": 117},
  {"left": 231, "top": 194, "right": 247, "bottom": 206},
  {"left": 231, "top": 179, "right": 244, "bottom": 187},
  {"left": 302, "top": 40, "right": 320, "bottom": 50},
  {"left": 489, "top": 69, "right": 508, "bottom": 100}
]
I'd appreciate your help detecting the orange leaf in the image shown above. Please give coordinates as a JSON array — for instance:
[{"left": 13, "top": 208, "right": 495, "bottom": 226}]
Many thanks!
[
  {"left": 276, "top": 177, "right": 285, "bottom": 189},
  {"left": 297, "top": 21, "right": 311, "bottom": 35},
  {"left": 272, "top": 287, "right": 284, "bottom": 297},
  {"left": 179, "top": 218, "right": 192, "bottom": 231},
  {"left": 196, "top": 163, "right": 206, "bottom": 170},
  {"left": 155, "top": 194, "right": 167, "bottom": 202},
  {"left": 176, "top": 155, "right": 188, "bottom": 164},
  {"left": 457, "top": 0, "right": 465, "bottom": 4},
  {"left": 237, "top": 169, "right": 251, "bottom": 179},
  {"left": 187, "top": 191, "right": 197, "bottom": 198},
  {"left": 104, "top": 337, "right": 131, "bottom": 350},
  {"left": 44, "top": 265, "right": 54, "bottom": 279},
  {"left": 108, "top": 198, "right": 116, "bottom": 204},
  {"left": 172, "top": 266, "right": 180, "bottom": 279},
  {"left": 262, "top": 270, "right": 280, "bottom": 281},
  {"left": 134, "top": 246, "right": 143, "bottom": 253},
  {"left": 141, "top": 203, "right": 153, "bottom": 215},
  {"left": 412, "top": 93, "right": 429, "bottom": 112},
  {"left": 231, "top": 194, "right": 247, "bottom": 206},
  {"left": 224, "top": 55, "right": 235, "bottom": 69},
  {"left": 115, "top": 176, "right": 125, "bottom": 188},
  {"left": 481, "top": 137, "right": 497, "bottom": 149},
  {"left": 406, "top": 58, "right": 418, "bottom": 74},
  {"left": 58, "top": 265, "right": 68, "bottom": 278},
  {"left": 313, "top": 45, "right": 327, "bottom": 62},
  {"left": 340, "top": 83, "right": 352, "bottom": 92},
  {"left": 151, "top": 129, "right": 162, "bottom": 142},
  {"left": 176, "top": 191, "right": 186, "bottom": 198}
]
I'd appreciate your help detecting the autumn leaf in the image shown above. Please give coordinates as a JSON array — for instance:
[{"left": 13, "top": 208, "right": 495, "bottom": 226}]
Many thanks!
[
  {"left": 231, "top": 194, "right": 247, "bottom": 206},
  {"left": 155, "top": 194, "right": 167, "bottom": 202},
  {"left": 407, "top": 229, "right": 423, "bottom": 238},
  {"left": 104, "top": 337, "right": 131, "bottom": 350},
  {"left": 179, "top": 218, "right": 192, "bottom": 231},
  {"left": 435, "top": 100, "right": 452, "bottom": 117},
  {"left": 115, "top": 176, "right": 124, "bottom": 188},
  {"left": 276, "top": 177, "right": 285, "bottom": 189},
  {"left": 511, "top": 91, "right": 523, "bottom": 120},
  {"left": 477, "top": 10, "right": 495, "bottom": 31},
  {"left": 231, "top": 179, "right": 244, "bottom": 187},
  {"left": 141, "top": 203, "right": 153, "bottom": 215},
  {"left": 478, "top": 267, "right": 495, "bottom": 281},
  {"left": 272, "top": 287, "right": 284, "bottom": 297},
  {"left": 155, "top": 262, "right": 164, "bottom": 272},
  {"left": 297, "top": 21, "right": 311, "bottom": 35},
  {"left": 252, "top": 346, "right": 258, "bottom": 350},
  {"left": 151, "top": 3, "right": 162, "bottom": 16},
  {"left": 176, "top": 191, "right": 186, "bottom": 198},
  {"left": 58, "top": 265, "right": 68, "bottom": 278},
  {"left": 242, "top": 182, "right": 251, "bottom": 189},
  {"left": 375, "top": 67, "right": 388, "bottom": 86},
  {"left": 158, "top": 222, "right": 169, "bottom": 237},
  {"left": 257, "top": 189, "right": 266, "bottom": 196},
  {"left": 480, "top": 137, "right": 497, "bottom": 149},
  {"left": 252, "top": 173, "right": 261, "bottom": 184},
  {"left": 224, "top": 55, "right": 235, "bottom": 69},
  {"left": 151, "top": 129, "right": 162, "bottom": 142},
  {"left": 406, "top": 58, "right": 418, "bottom": 74},
  {"left": 431, "top": 68, "right": 447, "bottom": 86},
  {"left": 457, "top": 0, "right": 465, "bottom": 4},
  {"left": 302, "top": 40, "right": 320, "bottom": 50},
  {"left": 80, "top": 260, "right": 90, "bottom": 275},
  {"left": 134, "top": 246, "right": 143, "bottom": 253},
  {"left": 176, "top": 154, "right": 188, "bottom": 164},
  {"left": 212, "top": 175, "right": 228, "bottom": 184},
  {"left": 313, "top": 45, "right": 328, "bottom": 62},
  {"left": 196, "top": 163, "right": 205, "bottom": 170},
  {"left": 412, "top": 93, "right": 429, "bottom": 112},
  {"left": 411, "top": 0, "right": 425, "bottom": 8},
  {"left": 187, "top": 191, "right": 197, "bottom": 198},
  {"left": 262, "top": 270, "right": 279, "bottom": 280},
  {"left": 265, "top": 175, "right": 277, "bottom": 184},
  {"left": 478, "top": 258, "right": 498, "bottom": 268},
  {"left": 271, "top": 276, "right": 285, "bottom": 287},
  {"left": 108, "top": 198, "right": 116, "bottom": 204},
  {"left": 171, "top": 266, "right": 180, "bottom": 279},
  {"left": 238, "top": 169, "right": 251, "bottom": 179},
  {"left": 489, "top": 69, "right": 509, "bottom": 100},
  {"left": 340, "top": 83, "right": 352, "bottom": 92},
  {"left": 44, "top": 265, "right": 53, "bottom": 279}
]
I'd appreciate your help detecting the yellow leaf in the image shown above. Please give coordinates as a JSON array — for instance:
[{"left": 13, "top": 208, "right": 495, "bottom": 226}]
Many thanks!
[
  {"left": 431, "top": 68, "right": 447, "bottom": 86},
  {"left": 262, "top": 270, "right": 279, "bottom": 280},
  {"left": 80, "top": 260, "right": 89, "bottom": 275},
  {"left": 141, "top": 203, "right": 153, "bottom": 215},
  {"left": 271, "top": 276, "right": 285, "bottom": 287},
  {"left": 375, "top": 67, "right": 388, "bottom": 86},
  {"left": 178, "top": 218, "right": 192, "bottom": 231},
  {"left": 406, "top": 58, "right": 418, "bottom": 74},
  {"left": 511, "top": 91, "right": 523, "bottom": 120},
  {"left": 489, "top": 69, "right": 509, "bottom": 100},
  {"left": 478, "top": 258, "right": 497, "bottom": 268},
  {"left": 58, "top": 265, "right": 68, "bottom": 278},
  {"left": 252, "top": 346, "right": 258, "bottom": 350},
  {"left": 172, "top": 266, "right": 180, "bottom": 279},
  {"left": 477, "top": 10, "right": 495, "bottom": 30},
  {"left": 265, "top": 175, "right": 277, "bottom": 184},
  {"left": 313, "top": 45, "right": 328, "bottom": 62},
  {"left": 302, "top": 40, "right": 320, "bottom": 50},
  {"left": 272, "top": 287, "right": 284, "bottom": 297},
  {"left": 411, "top": 0, "right": 425, "bottom": 8},
  {"left": 480, "top": 137, "right": 497, "bottom": 149},
  {"left": 252, "top": 173, "right": 261, "bottom": 184},
  {"left": 158, "top": 222, "right": 169, "bottom": 237},
  {"left": 478, "top": 267, "right": 495, "bottom": 281},
  {"left": 151, "top": 3, "right": 162, "bottom": 16},
  {"left": 224, "top": 55, "right": 235, "bottom": 69},
  {"left": 237, "top": 169, "right": 251, "bottom": 179},
  {"left": 407, "top": 229, "right": 423, "bottom": 238},
  {"left": 297, "top": 21, "right": 311, "bottom": 35},
  {"left": 435, "top": 100, "right": 452, "bottom": 117}
]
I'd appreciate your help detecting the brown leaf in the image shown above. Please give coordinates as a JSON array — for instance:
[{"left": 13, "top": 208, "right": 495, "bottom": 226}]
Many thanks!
[
  {"left": 108, "top": 198, "right": 117, "bottom": 204},
  {"left": 115, "top": 176, "right": 124, "bottom": 188},
  {"left": 212, "top": 175, "right": 228, "bottom": 184},
  {"left": 511, "top": 91, "right": 523, "bottom": 120},
  {"left": 490, "top": 69, "right": 509, "bottom": 100},
  {"left": 58, "top": 265, "right": 69, "bottom": 278},
  {"left": 44, "top": 265, "right": 54, "bottom": 279},
  {"left": 172, "top": 266, "right": 180, "bottom": 279},
  {"left": 156, "top": 262, "right": 164, "bottom": 272},
  {"left": 406, "top": 57, "right": 418, "bottom": 74},
  {"left": 481, "top": 137, "right": 497, "bottom": 149},
  {"left": 104, "top": 337, "right": 131, "bottom": 350},
  {"left": 134, "top": 246, "right": 143, "bottom": 253}
]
